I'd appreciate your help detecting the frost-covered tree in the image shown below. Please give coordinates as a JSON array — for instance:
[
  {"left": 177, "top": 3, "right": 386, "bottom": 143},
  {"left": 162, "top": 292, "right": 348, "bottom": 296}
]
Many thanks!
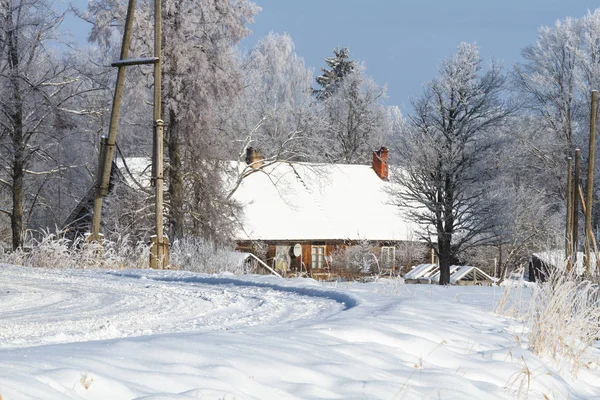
[
  {"left": 314, "top": 66, "right": 390, "bottom": 164},
  {"left": 85, "top": 0, "right": 259, "bottom": 242},
  {"left": 232, "top": 35, "right": 313, "bottom": 159},
  {"left": 222, "top": 32, "right": 318, "bottom": 197},
  {"left": 514, "top": 9, "right": 600, "bottom": 234},
  {"left": 514, "top": 17, "right": 582, "bottom": 154},
  {"left": 390, "top": 43, "right": 512, "bottom": 285},
  {"left": 314, "top": 47, "right": 355, "bottom": 100},
  {"left": 0, "top": 0, "right": 86, "bottom": 250}
]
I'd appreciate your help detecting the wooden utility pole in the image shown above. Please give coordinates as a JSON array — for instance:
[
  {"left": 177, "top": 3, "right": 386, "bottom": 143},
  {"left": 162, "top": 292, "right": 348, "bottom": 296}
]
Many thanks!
[
  {"left": 585, "top": 90, "right": 598, "bottom": 274},
  {"left": 573, "top": 149, "right": 581, "bottom": 265},
  {"left": 89, "top": 0, "right": 139, "bottom": 241},
  {"left": 566, "top": 156, "right": 573, "bottom": 265},
  {"left": 89, "top": 0, "right": 166, "bottom": 269},
  {"left": 149, "top": 0, "right": 168, "bottom": 268}
]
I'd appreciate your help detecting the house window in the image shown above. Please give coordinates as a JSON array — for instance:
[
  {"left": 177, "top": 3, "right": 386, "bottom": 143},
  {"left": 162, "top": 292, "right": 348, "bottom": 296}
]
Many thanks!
[
  {"left": 381, "top": 246, "right": 395, "bottom": 268},
  {"left": 311, "top": 245, "right": 326, "bottom": 269}
]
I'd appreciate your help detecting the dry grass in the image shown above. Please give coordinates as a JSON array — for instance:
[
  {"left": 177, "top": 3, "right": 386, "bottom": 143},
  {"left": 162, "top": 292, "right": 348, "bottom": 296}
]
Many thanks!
[
  {"left": 498, "top": 266, "right": 600, "bottom": 376},
  {"left": 1, "top": 231, "right": 249, "bottom": 274},
  {"left": 505, "top": 356, "right": 532, "bottom": 399},
  {"left": 0, "top": 230, "right": 150, "bottom": 270},
  {"left": 526, "top": 269, "right": 600, "bottom": 374},
  {"left": 80, "top": 373, "right": 93, "bottom": 390}
]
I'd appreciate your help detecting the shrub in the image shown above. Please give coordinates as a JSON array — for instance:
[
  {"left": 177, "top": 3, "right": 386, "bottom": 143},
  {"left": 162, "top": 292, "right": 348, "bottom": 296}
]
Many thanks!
[
  {"left": 170, "top": 237, "right": 246, "bottom": 274},
  {"left": 0, "top": 231, "right": 248, "bottom": 275},
  {"left": 0, "top": 229, "right": 150, "bottom": 270}
]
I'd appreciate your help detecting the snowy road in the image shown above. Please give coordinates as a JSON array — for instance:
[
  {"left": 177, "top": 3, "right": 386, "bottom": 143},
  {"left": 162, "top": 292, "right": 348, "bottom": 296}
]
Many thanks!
[
  {"left": 0, "top": 266, "right": 346, "bottom": 349},
  {"left": 1, "top": 266, "right": 599, "bottom": 399}
]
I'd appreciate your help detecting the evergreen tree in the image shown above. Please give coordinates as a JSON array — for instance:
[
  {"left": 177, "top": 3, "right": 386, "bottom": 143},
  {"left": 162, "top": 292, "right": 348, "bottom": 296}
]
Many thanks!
[{"left": 314, "top": 47, "right": 355, "bottom": 99}]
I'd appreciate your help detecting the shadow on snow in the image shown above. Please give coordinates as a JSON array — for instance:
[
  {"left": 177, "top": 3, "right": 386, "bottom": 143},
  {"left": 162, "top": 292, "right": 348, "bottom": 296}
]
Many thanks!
[{"left": 107, "top": 271, "right": 359, "bottom": 310}]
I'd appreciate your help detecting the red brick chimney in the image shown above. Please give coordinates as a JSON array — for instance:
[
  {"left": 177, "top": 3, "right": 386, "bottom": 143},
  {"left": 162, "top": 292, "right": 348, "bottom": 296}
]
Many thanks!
[
  {"left": 245, "top": 147, "right": 264, "bottom": 169},
  {"left": 372, "top": 147, "right": 389, "bottom": 180}
]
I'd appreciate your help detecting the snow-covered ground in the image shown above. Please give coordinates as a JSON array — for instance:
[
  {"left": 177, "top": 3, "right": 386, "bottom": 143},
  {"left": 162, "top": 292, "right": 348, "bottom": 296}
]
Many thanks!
[{"left": 0, "top": 265, "right": 599, "bottom": 399}]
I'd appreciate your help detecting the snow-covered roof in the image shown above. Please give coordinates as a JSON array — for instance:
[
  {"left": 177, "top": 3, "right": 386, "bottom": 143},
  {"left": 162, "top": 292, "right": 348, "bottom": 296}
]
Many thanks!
[
  {"left": 115, "top": 158, "right": 421, "bottom": 242},
  {"left": 231, "top": 162, "right": 420, "bottom": 242},
  {"left": 533, "top": 250, "right": 597, "bottom": 275},
  {"left": 404, "top": 264, "right": 493, "bottom": 284},
  {"left": 449, "top": 266, "right": 493, "bottom": 284},
  {"left": 116, "top": 157, "right": 153, "bottom": 188},
  {"left": 404, "top": 264, "right": 438, "bottom": 280},
  {"left": 429, "top": 265, "right": 461, "bottom": 283}
]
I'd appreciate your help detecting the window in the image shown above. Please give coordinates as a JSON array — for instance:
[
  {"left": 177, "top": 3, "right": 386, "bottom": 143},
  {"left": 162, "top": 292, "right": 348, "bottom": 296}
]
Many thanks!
[
  {"left": 381, "top": 246, "right": 395, "bottom": 269},
  {"left": 311, "top": 245, "right": 326, "bottom": 269}
]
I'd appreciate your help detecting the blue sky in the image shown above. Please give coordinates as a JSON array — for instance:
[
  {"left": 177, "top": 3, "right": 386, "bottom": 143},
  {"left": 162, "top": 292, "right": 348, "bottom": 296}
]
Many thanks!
[{"left": 67, "top": 0, "right": 599, "bottom": 110}]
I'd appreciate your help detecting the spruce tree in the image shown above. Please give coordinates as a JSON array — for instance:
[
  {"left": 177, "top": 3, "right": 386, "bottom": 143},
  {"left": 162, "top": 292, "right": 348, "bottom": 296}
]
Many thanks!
[{"left": 314, "top": 47, "right": 355, "bottom": 99}]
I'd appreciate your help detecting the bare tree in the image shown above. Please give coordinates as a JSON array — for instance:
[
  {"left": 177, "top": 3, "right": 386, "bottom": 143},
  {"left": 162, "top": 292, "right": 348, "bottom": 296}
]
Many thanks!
[
  {"left": 390, "top": 43, "right": 512, "bottom": 285},
  {"left": 0, "top": 0, "right": 84, "bottom": 250}
]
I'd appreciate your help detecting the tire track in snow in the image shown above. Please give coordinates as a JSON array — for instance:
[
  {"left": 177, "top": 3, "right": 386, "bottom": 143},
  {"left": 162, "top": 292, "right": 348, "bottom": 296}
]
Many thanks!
[{"left": 0, "top": 266, "right": 347, "bottom": 349}]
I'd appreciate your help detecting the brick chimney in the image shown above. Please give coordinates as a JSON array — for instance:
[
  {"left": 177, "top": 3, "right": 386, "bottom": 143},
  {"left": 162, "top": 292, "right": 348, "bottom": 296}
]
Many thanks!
[
  {"left": 372, "top": 147, "right": 389, "bottom": 180},
  {"left": 245, "top": 147, "right": 264, "bottom": 169}
]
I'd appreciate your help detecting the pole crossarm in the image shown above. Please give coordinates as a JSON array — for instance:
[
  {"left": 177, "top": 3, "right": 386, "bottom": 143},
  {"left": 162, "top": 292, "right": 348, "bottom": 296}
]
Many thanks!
[{"left": 111, "top": 57, "right": 159, "bottom": 67}]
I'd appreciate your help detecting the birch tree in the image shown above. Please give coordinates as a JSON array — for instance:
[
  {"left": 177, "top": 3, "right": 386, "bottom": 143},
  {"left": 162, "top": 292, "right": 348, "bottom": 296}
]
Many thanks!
[
  {"left": 220, "top": 32, "right": 318, "bottom": 199},
  {"left": 390, "top": 43, "right": 512, "bottom": 285},
  {"left": 514, "top": 17, "right": 582, "bottom": 154},
  {"left": 515, "top": 9, "right": 600, "bottom": 232},
  {"left": 238, "top": 33, "right": 314, "bottom": 158}
]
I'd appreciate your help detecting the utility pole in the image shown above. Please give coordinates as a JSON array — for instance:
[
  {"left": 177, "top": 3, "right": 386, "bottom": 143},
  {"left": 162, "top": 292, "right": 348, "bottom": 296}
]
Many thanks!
[
  {"left": 150, "top": 0, "right": 169, "bottom": 268},
  {"left": 566, "top": 156, "right": 572, "bottom": 266},
  {"left": 573, "top": 148, "right": 581, "bottom": 267},
  {"left": 585, "top": 90, "right": 597, "bottom": 274},
  {"left": 88, "top": 0, "right": 166, "bottom": 270}
]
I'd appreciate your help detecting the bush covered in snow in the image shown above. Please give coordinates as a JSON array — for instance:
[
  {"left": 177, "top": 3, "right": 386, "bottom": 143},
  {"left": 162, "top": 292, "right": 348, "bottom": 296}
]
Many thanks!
[
  {"left": 0, "top": 230, "right": 150, "bottom": 270},
  {"left": 328, "top": 240, "right": 380, "bottom": 276},
  {"left": 0, "top": 230, "right": 248, "bottom": 274},
  {"left": 169, "top": 237, "right": 247, "bottom": 274}
]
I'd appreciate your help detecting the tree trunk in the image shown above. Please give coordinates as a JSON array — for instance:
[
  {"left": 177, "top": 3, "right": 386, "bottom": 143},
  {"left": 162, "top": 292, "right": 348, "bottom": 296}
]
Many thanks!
[
  {"left": 10, "top": 90, "right": 24, "bottom": 251},
  {"left": 438, "top": 172, "right": 456, "bottom": 285},
  {"left": 11, "top": 157, "right": 24, "bottom": 250},
  {"left": 8, "top": 7, "right": 24, "bottom": 250},
  {"left": 438, "top": 234, "right": 452, "bottom": 285},
  {"left": 167, "top": 108, "right": 185, "bottom": 240}
]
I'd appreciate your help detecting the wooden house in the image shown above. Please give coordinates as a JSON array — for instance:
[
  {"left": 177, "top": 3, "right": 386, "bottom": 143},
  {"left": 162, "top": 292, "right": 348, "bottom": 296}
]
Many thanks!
[{"left": 232, "top": 148, "right": 427, "bottom": 278}]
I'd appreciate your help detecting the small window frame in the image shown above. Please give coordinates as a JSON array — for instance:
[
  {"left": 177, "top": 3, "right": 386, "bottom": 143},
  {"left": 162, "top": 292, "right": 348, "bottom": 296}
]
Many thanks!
[
  {"left": 311, "top": 245, "right": 326, "bottom": 269},
  {"left": 381, "top": 246, "right": 396, "bottom": 268}
]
